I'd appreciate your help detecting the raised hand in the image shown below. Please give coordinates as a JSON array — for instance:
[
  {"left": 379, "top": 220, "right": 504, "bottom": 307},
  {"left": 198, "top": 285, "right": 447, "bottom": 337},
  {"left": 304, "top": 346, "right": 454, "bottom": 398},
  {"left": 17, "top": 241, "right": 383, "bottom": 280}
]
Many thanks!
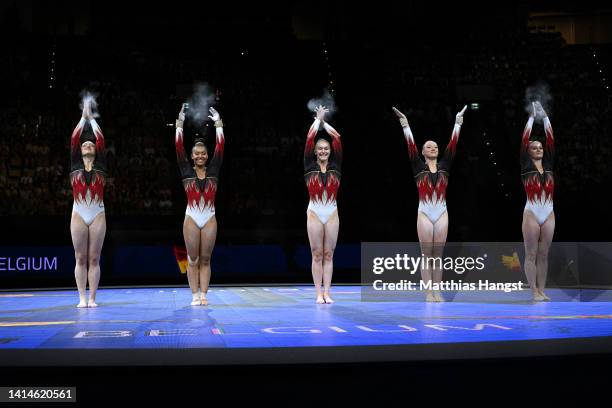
[
  {"left": 82, "top": 98, "right": 93, "bottom": 120},
  {"left": 392, "top": 106, "right": 409, "bottom": 128},
  {"left": 392, "top": 106, "right": 407, "bottom": 119},
  {"left": 455, "top": 105, "right": 468, "bottom": 125},
  {"left": 315, "top": 105, "right": 329, "bottom": 122},
  {"left": 208, "top": 107, "right": 221, "bottom": 122},
  {"left": 534, "top": 101, "right": 547, "bottom": 118},
  {"left": 175, "top": 104, "right": 187, "bottom": 128}
]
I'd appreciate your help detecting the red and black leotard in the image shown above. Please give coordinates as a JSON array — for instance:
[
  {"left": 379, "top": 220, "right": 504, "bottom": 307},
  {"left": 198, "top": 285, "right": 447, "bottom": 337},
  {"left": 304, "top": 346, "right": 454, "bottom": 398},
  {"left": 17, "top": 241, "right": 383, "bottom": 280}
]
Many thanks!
[
  {"left": 401, "top": 121, "right": 461, "bottom": 223},
  {"left": 175, "top": 123, "right": 225, "bottom": 228},
  {"left": 304, "top": 118, "right": 342, "bottom": 224},
  {"left": 70, "top": 118, "right": 107, "bottom": 226},
  {"left": 520, "top": 116, "right": 555, "bottom": 225}
]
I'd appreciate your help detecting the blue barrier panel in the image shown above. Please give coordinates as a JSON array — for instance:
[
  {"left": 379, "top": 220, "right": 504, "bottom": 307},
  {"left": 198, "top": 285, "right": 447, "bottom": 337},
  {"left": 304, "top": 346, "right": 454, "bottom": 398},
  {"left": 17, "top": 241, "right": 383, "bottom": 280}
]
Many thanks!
[
  {"left": 212, "top": 245, "right": 288, "bottom": 275},
  {"left": 0, "top": 247, "right": 76, "bottom": 278},
  {"left": 113, "top": 245, "right": 289, "bottom": 277},
  {"left": 0, "top": 244, "right": 362, "bottom": 282},
  {"left": 294, "top": 244, "right": 360, "bottom": 270},
  {"left": 113, "top": 246, "right": 178, "bottom": 277}
]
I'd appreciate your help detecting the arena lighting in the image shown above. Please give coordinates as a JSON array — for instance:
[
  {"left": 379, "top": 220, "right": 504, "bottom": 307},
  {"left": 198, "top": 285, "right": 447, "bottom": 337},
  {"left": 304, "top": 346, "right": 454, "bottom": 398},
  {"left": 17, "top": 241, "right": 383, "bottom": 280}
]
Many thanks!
[{"left": 470, "top": 103, "right": 479, "bottom": 110}]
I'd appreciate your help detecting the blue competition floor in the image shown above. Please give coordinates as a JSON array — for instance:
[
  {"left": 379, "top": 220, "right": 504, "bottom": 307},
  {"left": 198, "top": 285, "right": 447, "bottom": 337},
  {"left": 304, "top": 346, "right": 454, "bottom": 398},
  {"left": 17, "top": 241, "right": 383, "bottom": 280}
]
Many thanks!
[{"left": 1, "top": 286, "right": 612, "bottom": 364}]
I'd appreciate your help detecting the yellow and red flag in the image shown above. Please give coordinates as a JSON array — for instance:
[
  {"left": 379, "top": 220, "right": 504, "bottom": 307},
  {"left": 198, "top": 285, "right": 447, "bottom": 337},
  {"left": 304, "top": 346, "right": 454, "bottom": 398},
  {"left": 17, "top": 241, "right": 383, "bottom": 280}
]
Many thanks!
[
  {"left": 173, "top": 245, "right": 188, "bottom": 274},
  {"left": 501, "top": 252, "right": 522, "bottom": 272}
]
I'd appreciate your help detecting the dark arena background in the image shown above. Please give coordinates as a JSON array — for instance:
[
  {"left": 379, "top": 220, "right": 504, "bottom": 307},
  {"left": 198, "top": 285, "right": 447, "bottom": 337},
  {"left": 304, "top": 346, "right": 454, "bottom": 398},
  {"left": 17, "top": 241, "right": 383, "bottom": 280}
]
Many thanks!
[{"left": 1, "top": 0, "right": 612, "bottom": 404}]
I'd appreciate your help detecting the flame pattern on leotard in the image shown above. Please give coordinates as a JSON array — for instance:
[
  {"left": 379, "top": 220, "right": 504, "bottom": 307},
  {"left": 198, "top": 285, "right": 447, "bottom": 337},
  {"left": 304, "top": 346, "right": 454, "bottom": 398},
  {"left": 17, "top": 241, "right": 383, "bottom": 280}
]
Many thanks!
[
  {"left": 70, "top": 118, "right": 106, "bottom": 208},
  {"left": 304, "top": 119, "right": 342, "bottom": 211},
  {"left": 521, "top": 116, "right": 555, "bottom": 205},
  {"left": 520, "top": 116, "right": 555, "bottom": 224},
  {"left": 175, "top": 125, "right": 224, "bottom": 213},
  {"left": 401, "top": 122, "right": 461, "bottom": 213}
]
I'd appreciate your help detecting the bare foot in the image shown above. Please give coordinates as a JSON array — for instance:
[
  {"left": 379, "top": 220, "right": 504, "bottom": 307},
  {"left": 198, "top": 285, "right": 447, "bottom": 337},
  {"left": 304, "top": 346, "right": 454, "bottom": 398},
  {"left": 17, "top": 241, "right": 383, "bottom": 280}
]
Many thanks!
[
  {"left": 77, "top": 301, "right": 87, "bottom": 308},
  {"left": 316, "top": 295, "right": 325, "bottom": 304},
  {"left": 433, "top": 291, "right": 445, "bottom": 302},
  {"left": 426, "top": 292, "right": 436, "bottom": 302},
  {"left": 539, "top": 290, "right": 550, "bottom": 301},
  {"left": 87, "top": 300, "right": 98, "bottom": 308},
  {"left": 200, "top": 296, "right": 209, "bottom": 306},
  {"left": 323, "top": 293, "right": 334, "bottom": 304},
  {"left": 533, "top": 292, "right": 546, "bottom": 301}
]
